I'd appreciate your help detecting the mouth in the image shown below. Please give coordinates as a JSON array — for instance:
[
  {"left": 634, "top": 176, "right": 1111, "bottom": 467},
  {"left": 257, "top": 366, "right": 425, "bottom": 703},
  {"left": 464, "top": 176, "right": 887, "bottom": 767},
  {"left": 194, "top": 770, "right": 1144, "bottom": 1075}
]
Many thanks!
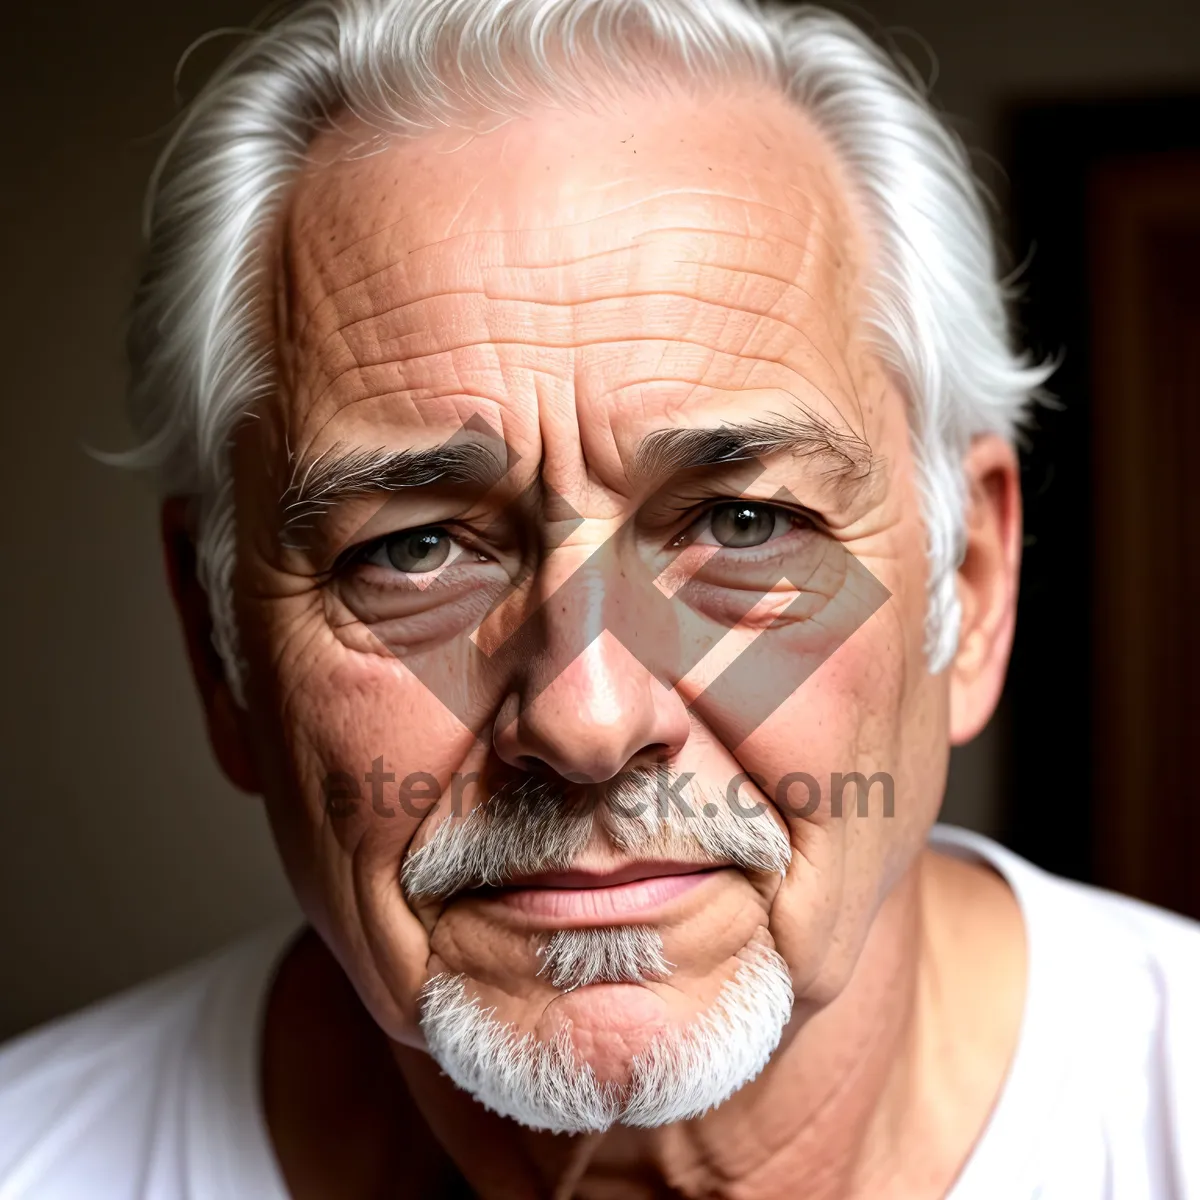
[{"left": 473, "top": 861, "right": 727, "bottom": 924}]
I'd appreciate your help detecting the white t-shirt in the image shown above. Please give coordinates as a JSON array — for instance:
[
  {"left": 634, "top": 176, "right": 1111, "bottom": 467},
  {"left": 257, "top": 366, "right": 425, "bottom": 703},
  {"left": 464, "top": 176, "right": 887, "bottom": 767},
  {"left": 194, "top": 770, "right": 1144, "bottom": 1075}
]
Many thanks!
[{"left": 0, "top": 827, "right": 1197, "bottom": 1199}]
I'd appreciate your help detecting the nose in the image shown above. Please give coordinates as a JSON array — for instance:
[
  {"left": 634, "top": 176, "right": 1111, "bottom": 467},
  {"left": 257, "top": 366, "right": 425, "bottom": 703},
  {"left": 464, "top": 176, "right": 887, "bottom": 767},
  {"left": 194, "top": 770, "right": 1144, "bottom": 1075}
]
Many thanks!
[
  {"left": 490, "top": 525, "right": 691, "bottom": 782},
  {"left": 492, "top": 629, "right": 691, "bottom": 783}
]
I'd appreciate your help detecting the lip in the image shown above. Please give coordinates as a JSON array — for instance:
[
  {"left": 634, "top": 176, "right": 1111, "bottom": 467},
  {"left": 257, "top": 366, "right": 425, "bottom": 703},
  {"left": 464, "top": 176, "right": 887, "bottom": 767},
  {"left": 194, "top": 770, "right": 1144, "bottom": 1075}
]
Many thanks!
[{"left": 482, "top": 863, "right": 724, "bottom": 923}]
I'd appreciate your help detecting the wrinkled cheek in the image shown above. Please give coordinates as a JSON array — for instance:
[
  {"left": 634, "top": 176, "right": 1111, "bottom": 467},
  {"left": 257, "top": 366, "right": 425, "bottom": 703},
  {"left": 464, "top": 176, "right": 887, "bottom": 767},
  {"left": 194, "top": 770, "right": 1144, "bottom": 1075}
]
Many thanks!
[
  {"left": 426, "top": 908, "right": 548, "bottom": 1004},
  {"left": 250, "top": 623, "right": 490, "bottom": 1041},
  {"left": 709, "top": 610, "right": 913, "bottom": 999}
]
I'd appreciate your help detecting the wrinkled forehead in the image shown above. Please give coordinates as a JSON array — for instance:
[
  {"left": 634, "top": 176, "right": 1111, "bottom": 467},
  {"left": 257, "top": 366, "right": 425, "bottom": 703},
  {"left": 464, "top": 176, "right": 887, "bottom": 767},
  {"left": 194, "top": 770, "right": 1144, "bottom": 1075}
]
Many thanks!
[{"left": 270, "top": 87, "right": 881, "bottom": 473}]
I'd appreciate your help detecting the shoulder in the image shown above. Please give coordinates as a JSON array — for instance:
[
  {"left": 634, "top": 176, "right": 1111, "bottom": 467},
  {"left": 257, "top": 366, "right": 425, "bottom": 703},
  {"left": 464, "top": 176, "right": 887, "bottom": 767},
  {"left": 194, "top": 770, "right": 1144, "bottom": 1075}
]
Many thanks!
[
  {"left": 931, "top": 824, "right": 1200, "bottom": 995},
  {"left": 1021, "top": 860, "right": 1200, "bottom": 1083},
  {"left": 933, "top": 826, "right": 1200, "bottom": 1196},
  {"left": 0, "top": 921, "right": 301, "bottom": 1199}
]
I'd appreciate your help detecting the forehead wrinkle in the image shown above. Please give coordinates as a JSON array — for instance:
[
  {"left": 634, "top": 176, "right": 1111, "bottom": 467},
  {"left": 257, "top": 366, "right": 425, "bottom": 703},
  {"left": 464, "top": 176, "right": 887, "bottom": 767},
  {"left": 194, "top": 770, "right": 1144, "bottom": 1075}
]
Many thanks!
[
  {"left": 484, "top": 246, "right": 833, "bottom": 309},
  {"left": 294, "top": 226, "right": 858, "bottom": 408},
  {"left": 285, "top": 194, "right": 855, "bottom": 395},
  {"left": 289, "top": 181, "right": 839, "bottom": 334},
  {"left": 297, "top": 232, "right": 824, "bottom": 378},
  {"left": 299, "top": 306, "right": 859, "bottom": 441},
  {"left": 287, "top": 260, "right": 864, "bottom": 449},
  {"left": 311, "top": 179, "right": 829, "bottom": 273},
  {"left": 277, "top": 118, "right": 872, "bottom": 483},
  {"left": 390, "top": 185, "right": 833, "bottom": 266},
  {"left": 298, "top": 319, "right": 853, "bottom": 440},
  {"left": 313, "top": 218, "right": 780, "bottom": 312},
  {"left": 282, "top": 82, "right": 868, "bottom": 338},
  {"left": 305, "top": 269, "right": 837, "bottom": 373},
  {"left": 598, "top": 373, "right": 863, "bottom": 430},
  {"left": 284, "top": 341, "right": 572, "bottom": 451},
  {"left": 280, "top": 213, "right": 858, "bottom": 430}
]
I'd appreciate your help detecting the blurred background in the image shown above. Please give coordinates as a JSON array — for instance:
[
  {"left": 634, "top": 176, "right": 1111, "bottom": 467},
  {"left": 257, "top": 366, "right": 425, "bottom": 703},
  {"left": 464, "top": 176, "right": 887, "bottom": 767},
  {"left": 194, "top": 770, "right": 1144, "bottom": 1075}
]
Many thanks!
[{"left": 2, "top": 0, "right": 1198, "bottom": 1042}]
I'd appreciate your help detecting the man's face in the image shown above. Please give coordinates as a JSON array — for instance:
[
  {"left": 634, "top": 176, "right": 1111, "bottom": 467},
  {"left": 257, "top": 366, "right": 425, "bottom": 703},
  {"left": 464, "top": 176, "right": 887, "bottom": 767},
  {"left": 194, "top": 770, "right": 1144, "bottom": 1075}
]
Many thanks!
[{"left": 229, "top": 86, "right": 949, "bottom": 1118}]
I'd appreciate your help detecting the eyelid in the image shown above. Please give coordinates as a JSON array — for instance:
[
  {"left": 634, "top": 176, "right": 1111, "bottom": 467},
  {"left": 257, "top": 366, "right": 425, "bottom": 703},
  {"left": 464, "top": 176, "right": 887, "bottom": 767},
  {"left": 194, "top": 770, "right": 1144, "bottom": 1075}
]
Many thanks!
[
  {"left": 363, "top": 532, "right": 467, "bottom": 572},
  {"left": 664, "top": 489, "right": 823, "bottom": 522},
  {"left": 336, "top": 523, "right": 474, "bottom": 574},
  {"left": 329, "top": 500, "right": 817, "bottom": 577},
  {"left": 673, "top": 499, "right": 817, "bottom": 547}
]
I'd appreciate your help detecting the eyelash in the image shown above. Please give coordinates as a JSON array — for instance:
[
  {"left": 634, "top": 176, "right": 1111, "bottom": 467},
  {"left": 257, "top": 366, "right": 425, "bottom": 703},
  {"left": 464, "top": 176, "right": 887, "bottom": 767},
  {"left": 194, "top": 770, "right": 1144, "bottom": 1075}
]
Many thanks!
[
  {"left": 674, "top": 502, "right": 812, "bottom": 546},
  {"left": 335, "top": 524, "right": 482, "bottom": 573},
  {"left": 336, "top": 499, "right": 813, "bottom": 576}
]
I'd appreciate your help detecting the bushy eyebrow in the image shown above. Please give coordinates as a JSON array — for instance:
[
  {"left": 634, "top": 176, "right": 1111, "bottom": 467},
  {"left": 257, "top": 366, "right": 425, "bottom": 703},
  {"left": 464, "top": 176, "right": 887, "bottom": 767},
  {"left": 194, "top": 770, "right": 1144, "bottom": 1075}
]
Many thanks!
[
  {"left": 631, "top": 413, "right": 876, "bottom": 500},
  {"left": 279, "top": 440, "right": 506, "bottom": 546},
  {"left": 279, "top": 412, "right": 875, "bottom": 545}
]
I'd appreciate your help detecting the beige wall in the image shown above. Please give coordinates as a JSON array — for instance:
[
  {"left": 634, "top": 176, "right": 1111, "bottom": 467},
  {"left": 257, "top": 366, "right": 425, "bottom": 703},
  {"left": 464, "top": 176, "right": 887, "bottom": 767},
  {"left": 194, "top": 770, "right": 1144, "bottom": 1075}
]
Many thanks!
[{"left": 2, "top": 0, "right": 1197, "bottom": 1042}]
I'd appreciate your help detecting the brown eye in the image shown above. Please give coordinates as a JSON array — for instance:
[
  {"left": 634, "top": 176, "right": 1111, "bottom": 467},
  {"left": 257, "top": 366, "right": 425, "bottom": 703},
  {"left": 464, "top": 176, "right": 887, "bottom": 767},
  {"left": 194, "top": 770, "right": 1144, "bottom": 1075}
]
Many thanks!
[
  {"left": 709, "top": 503, "right": 778, "bottom": 548},
  {"left": 382, "top": 528, "right": 452, "bottom": 572}
]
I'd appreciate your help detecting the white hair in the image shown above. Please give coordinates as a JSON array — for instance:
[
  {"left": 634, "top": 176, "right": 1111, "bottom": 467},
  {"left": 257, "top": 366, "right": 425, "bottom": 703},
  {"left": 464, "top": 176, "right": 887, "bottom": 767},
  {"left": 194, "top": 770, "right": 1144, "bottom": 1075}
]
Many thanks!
[
  {"left": 122, "top": 0, "right": 1053, "bottom": 697},
  {"left": 420, "top": 938, "right": 794, "bottom": 1132},
  {"left": 400, "top": 765, "right": 792, "bottom": 902},
  {"left": 404, "top": 768, "right": 790, "bottom": 1126},
  {"left": 539, "top": 926, "right": 673, "bottom": 990}
]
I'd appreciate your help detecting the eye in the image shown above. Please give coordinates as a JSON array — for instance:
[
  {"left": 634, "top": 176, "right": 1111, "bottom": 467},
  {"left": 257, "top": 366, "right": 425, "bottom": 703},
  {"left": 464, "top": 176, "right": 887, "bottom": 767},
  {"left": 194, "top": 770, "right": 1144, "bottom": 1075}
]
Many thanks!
[
  {"left": 364, "top": 526, "right": 466, "bottom": 574},
  {"left": 699, "top": 501, "right": 793, "bottom": 549}
]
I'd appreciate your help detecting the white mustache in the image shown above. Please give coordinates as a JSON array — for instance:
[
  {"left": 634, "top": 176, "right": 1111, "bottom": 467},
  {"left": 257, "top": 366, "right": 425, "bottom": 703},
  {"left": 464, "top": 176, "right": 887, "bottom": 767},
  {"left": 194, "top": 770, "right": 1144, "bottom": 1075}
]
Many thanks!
[{"left": 401, "top": 768, "right": 791, "bottom": 903}]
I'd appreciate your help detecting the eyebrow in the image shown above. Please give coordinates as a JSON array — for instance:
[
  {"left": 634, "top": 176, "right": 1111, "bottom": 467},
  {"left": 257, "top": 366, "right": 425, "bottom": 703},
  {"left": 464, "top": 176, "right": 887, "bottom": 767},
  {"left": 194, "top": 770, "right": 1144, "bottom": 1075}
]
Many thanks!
[
  {"left": 280, "top": 440, "right": 507, "bottom": 546},
  {"left": 280, "top": 412, "right": 876, "bottom": 545},
  {"left": 631, "top": 413, "right": 876, "bottom": 500}
]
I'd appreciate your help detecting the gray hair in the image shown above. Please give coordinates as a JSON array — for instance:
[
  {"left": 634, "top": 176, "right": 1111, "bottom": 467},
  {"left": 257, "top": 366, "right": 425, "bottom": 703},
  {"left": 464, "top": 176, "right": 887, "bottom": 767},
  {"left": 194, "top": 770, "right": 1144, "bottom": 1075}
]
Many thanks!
[
  {"left": 538, "top": 926, "right": 673, "bottom": 990},
  {"left": 122, "top": 0, "right": 1053, "bottom": 699},
  {"left": 400, "top": 766, "right": 792, "bottom": 901},
  {"left": 420, "top": 938, "right": 794, "bottom": 1131}
]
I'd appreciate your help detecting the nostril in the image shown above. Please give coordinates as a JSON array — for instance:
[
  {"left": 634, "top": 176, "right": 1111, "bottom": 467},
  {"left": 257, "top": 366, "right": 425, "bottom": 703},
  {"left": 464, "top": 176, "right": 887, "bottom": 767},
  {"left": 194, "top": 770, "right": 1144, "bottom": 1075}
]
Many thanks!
[
  {"left": 640, "top": 743, "right": 674, "bottom": 765},
  {"left": 491, "top": 663, "right": 692, "bottom": 785}
]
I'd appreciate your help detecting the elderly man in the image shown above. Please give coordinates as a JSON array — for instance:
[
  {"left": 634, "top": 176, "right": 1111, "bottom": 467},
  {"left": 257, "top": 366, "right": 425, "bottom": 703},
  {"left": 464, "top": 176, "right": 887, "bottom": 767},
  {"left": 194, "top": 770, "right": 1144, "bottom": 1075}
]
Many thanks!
[{"left": 2, "top": 0, "right": 1197, "bottom": 1196}]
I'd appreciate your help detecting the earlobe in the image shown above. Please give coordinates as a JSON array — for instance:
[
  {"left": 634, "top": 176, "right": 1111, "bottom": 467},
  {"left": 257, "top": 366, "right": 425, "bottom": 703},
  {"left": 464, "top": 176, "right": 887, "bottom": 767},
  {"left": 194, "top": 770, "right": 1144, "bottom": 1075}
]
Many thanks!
[
  {"left": 947, "top": 436, "right": 1023, "bottom": 746},
  {"left": 161, "top": 498, "right": 262, "bottom": 794}
]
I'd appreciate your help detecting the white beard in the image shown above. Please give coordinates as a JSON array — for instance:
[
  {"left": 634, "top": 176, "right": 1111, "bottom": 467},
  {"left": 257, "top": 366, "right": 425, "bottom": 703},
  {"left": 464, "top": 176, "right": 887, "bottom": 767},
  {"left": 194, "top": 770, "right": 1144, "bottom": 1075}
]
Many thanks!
[{"left": 418, "top": 938, "right": 794, "bottom": 1134}]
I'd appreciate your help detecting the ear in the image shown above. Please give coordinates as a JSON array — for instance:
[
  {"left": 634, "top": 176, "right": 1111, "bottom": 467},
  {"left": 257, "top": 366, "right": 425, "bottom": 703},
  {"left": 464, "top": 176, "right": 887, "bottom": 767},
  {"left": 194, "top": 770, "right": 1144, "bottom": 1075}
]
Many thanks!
[
  {"left": 948, "top": 435, "right": 1023, "bottom": 745},
  {"left": 161, "top": 498, "right": 261, "bottom": 794}
]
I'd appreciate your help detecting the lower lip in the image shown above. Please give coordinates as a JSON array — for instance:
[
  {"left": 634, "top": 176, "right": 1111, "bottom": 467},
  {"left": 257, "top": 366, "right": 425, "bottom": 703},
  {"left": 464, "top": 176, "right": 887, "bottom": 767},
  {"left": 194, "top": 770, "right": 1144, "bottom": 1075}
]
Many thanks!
[{"left": 495, "top": 871, "right": 715, "bottom": 922}]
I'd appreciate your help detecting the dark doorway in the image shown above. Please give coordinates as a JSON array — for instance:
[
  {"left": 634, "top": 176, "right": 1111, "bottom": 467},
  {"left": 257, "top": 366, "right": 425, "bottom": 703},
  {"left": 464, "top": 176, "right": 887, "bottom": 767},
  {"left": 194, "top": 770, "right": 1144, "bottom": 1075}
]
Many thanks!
[{"left": 1004, "top": 95, "right": 1200, "bottom": 918}]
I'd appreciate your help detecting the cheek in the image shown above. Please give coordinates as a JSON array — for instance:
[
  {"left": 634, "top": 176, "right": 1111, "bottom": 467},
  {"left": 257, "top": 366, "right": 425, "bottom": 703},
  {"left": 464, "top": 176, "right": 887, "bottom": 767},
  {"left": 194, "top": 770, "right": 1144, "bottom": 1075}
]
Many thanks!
[
  {"left": 243, "top": 595, "right": 487, "bottom": 1040},
  {"left": 725, "top": 582, "right": 940, "bottom": 1002}
]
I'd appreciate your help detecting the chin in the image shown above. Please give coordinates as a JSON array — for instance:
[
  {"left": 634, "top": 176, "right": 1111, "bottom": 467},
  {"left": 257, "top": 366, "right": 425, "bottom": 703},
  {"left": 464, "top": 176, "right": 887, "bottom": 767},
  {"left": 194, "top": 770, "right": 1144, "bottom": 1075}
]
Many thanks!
[{"left": 418, "top": 940, "right": 794, "bottom": 1133}]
